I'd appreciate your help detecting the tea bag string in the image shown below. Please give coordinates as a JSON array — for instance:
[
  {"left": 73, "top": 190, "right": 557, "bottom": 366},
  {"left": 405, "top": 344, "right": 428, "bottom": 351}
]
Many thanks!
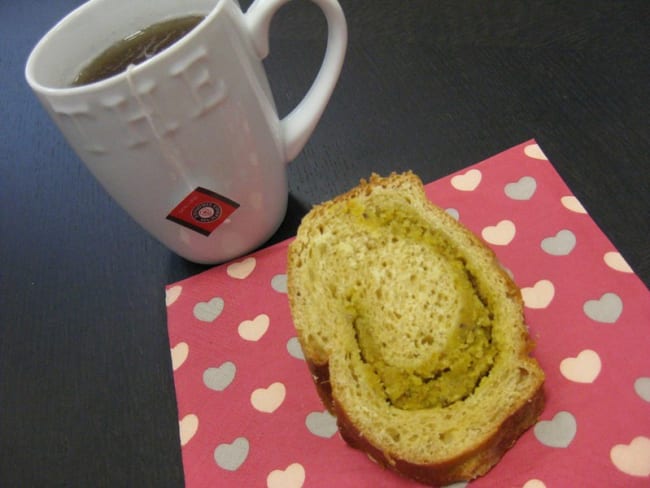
[{"left": 125, "top": 63, "right": 191, "bottom": 186}]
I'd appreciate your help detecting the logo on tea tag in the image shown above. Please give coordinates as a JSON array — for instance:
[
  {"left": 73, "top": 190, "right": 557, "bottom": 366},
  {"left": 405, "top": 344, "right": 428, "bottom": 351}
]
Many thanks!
[{"left": 167, "top": 187, "right": 239, "bottom": 236}]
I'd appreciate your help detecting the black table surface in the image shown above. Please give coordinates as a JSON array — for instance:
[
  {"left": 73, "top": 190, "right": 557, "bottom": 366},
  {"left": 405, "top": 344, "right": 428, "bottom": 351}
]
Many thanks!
[{"left": 2, "top": 0, "right": 648, "bottom": 485}]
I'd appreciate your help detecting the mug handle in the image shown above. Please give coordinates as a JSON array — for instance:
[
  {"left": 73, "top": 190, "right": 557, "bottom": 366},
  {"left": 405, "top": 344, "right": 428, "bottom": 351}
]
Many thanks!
[{"left": 245, "top": 0, "right": 347, "bottom": 162}]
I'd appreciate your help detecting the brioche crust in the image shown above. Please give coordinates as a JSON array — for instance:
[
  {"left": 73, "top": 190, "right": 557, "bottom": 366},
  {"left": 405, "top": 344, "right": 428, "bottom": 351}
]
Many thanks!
[
  {"left": 306, "top": 357, "right": 545, "bottom": 485},
  {"left": 287, "top": 172, "right": 545, "bottom": 485}
]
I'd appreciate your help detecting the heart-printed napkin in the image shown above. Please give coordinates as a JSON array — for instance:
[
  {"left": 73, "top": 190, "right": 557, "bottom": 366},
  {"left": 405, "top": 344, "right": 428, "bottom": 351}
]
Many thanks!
[{"left": 166, "top": 140, "right": 650, "bottom": 487}]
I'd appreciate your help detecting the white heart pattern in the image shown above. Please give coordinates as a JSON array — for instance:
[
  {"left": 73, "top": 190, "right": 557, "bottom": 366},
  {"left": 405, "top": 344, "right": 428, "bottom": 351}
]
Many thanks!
[
  {"left": 524, "top": 143, "right": 548, "bottom": 160},
  {"left": 560, "top": 349, "right": 601, "bottom": 383},
  {"left": 166, "top": 285, "right": 182, "bottom": 306},
  {"left": 451, "top": 169, "right": 482, "bottom": 191},
  {"left": 500, "top": 264, "right": 514, "bottom": 280},
  {"left": 603, "top": 251, "right": 633, "bottom": 273},
  {"left": 227, "top": 257, "right": 256, "bottom": 279},
  {"left": 165, "top": 141, "right": 650, "bottom": 486},
  {"left": 583, "top": 292, "right": 623, "bottom": 323},
  {"left": 193, "top": 297, "right": 224, "bottom": 322},
  {"left": 522, "top": 480, "right": 547, "bottom": 488},
  {"left": 179, "top": 413, "right": 198, "bottom": 447},
  {"left": 521, "top": 280, "right": 555, "bottom": 309},
  {"left": 251, "top": 382, "right": 286, "bottom": 413},
  {"left": 505, "top": 176, "right": 537, "bottom": 200},
  {"left": 238, "top": 314, "right": 270, "bottom": 341},
  {"left": 214, "top": 437, "right": 249, "bottom": 471},
  {"left": 481, "top": 219, "right": 516, "bottom": 246},
  {"left": 561, "top": 195, "right": 587, "bottom": 214},
  {"left": 534, "top": 411, "right": 577, "bottom": 448},
  {"left": 610, "top": 436, "right": 650, "bottom": 477},
  {"left": 171, "top": 342, "right": 189, "bottom": 371},
  {"left": 267, "top": 463, "right": 306, "bottom": 488}
]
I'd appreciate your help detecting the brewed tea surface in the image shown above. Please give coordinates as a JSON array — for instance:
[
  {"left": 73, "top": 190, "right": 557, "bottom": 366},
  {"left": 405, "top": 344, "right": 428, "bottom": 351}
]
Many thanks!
[{"left": 72, "top": 15, "right": 204, "bottom": 86}]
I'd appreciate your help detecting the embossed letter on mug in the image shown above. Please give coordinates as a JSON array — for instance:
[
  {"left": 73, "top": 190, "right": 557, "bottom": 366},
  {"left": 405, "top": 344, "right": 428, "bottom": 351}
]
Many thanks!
[{"left": 26, "top": 0, "right": 347, "bottom": 264}]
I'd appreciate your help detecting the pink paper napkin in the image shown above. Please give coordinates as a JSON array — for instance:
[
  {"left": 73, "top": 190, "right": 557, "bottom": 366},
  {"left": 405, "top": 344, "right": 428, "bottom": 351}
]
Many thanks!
[{"left": 165, "top": 140, "right": 650, "bottom": 487}]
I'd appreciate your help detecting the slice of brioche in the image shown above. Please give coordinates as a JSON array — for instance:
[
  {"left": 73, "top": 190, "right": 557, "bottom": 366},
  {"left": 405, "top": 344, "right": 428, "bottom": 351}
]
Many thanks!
[{"left": 287, "top": 172, "right": 545, "bottom": 486}]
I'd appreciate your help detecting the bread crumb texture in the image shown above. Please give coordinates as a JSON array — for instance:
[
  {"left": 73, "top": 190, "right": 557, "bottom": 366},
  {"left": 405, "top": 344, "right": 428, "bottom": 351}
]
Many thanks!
[{"left": 287, "top": 172, "right": 545, "bottom": 483}]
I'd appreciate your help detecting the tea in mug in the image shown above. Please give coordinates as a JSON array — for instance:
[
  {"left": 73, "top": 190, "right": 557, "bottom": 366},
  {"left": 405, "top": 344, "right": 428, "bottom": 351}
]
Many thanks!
[{"left": 72, "top": 15, "right": 204, "bottom": 86}]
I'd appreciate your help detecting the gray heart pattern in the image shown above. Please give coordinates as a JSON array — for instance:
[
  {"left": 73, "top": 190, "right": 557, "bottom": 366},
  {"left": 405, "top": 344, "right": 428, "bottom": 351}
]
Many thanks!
[
  {"left": 445, "top": 208, "right": 460, "bottom": 220},
  {"left": 214, "top": 437, "right": 249, "bottom": 471},
  {"left": 505, "top": 176, "right": 537, "bottom": 200},
  {"left": 634, "top": 377, "right": 650, "bottom": 402},
  {"left": 168, "top": 142, "right": 649, "bottom": 485},
  {"left": 541, "top": 229, "right": 576, "bottom": 256},
  {"left": 193, "top": 297, "right": 224, "bottom": 322},
  {"left": 583, "top": 292, "right": 623, "bottom": 323},
  {"left": 271, "top": 274, "right": 288, "bottom": 293},
  {"left": 534, "top": 411, "right": 577, "bottom": 448},
  {"left": 203, "top": 362, "right": 236, "bottom": 391},
  {"left": 286, "top": 337, "right": 305, "bottom": 360},
  {"left": 306, "top": 410, "right": 338, "bottom": 438}
]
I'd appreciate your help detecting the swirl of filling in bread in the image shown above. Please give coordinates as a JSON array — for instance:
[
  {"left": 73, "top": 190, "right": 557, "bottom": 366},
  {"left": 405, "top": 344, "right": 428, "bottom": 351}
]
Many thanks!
[
  {"left": 342, "top": 199, "right": 496, "bottom": 411},
  {"left": 288, "top": 172, "right": 545, "bottom": 485}
]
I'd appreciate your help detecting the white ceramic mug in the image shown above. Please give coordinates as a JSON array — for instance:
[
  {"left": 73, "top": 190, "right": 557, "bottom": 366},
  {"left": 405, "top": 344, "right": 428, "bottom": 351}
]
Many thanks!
[{"left": 26, "top": 0, "right": 346, "bottom": 264}]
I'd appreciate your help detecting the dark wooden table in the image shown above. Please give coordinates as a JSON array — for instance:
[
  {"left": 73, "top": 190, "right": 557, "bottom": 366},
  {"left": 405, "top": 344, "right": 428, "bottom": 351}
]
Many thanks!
[{"left": 2, "top": 0, "right": 648, "bottom": 485}]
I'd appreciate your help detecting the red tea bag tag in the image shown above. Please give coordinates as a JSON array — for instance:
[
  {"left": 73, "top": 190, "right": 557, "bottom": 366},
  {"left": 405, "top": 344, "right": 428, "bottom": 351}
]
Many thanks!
[{"left": 166, "top": 187, "right": 239, "bottom": 236}]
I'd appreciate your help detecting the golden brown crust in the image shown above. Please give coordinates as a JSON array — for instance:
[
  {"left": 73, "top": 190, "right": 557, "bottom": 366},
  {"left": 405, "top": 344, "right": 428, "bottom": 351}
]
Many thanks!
[
  {"left": 308, "top": 354, "right": 545, "bottom": 486},
  {"left": 288, "top": 171, "right": 546, "bottom": 486}
]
